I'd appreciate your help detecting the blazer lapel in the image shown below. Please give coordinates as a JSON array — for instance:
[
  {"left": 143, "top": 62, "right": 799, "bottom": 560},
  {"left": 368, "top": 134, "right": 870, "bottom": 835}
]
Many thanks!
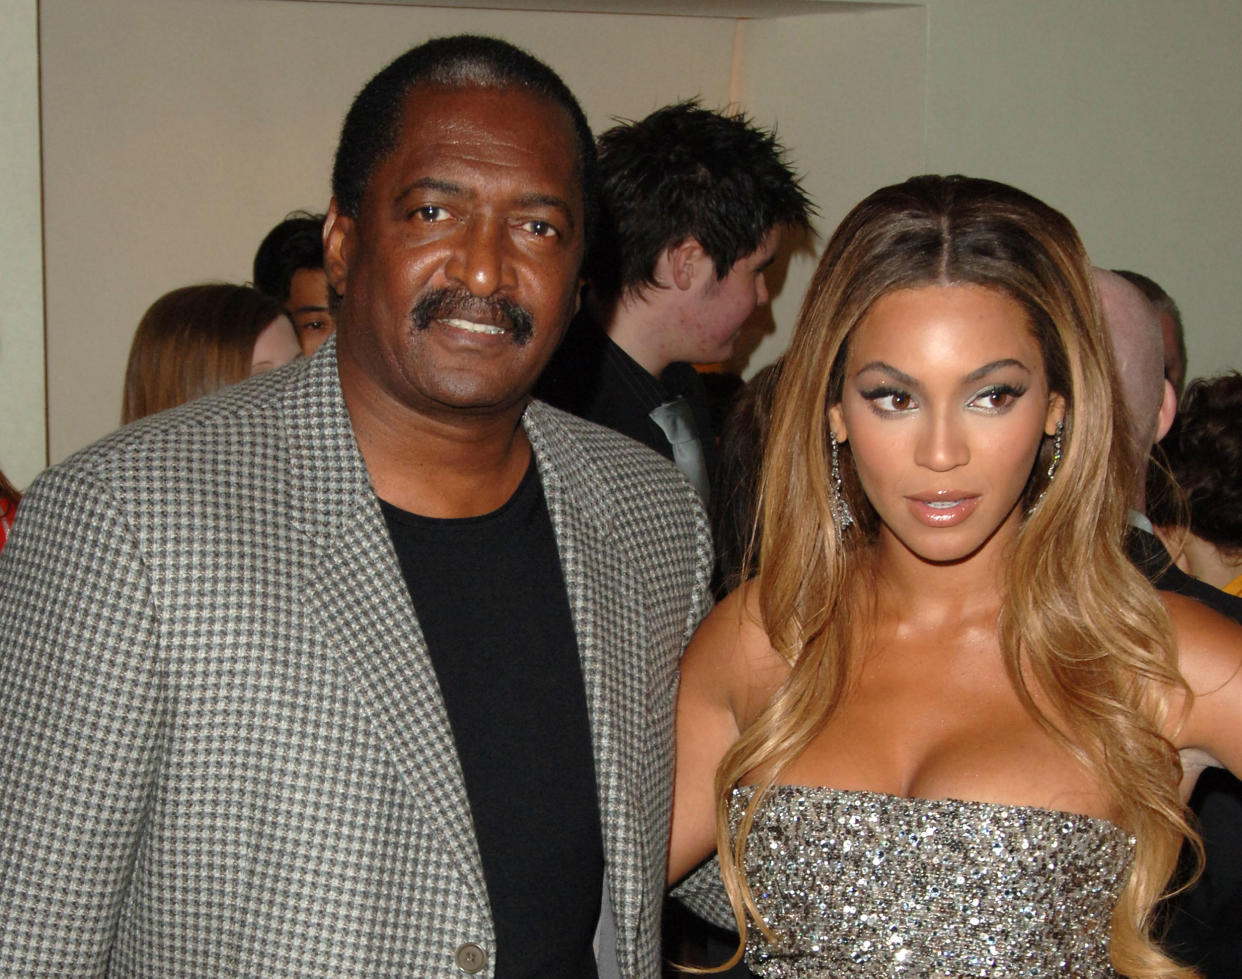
[
  {"left": 525, "top": 403, "right": 650, "bottom": 964},
  {"left": 282, "top": 342, "right": 490, "bottom": 914}
]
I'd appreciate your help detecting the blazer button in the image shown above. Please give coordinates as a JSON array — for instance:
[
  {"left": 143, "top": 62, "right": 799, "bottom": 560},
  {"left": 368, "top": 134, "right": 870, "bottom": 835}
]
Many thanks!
[{"left": 455, "top": 942, "right": 487, "bottom": 974}]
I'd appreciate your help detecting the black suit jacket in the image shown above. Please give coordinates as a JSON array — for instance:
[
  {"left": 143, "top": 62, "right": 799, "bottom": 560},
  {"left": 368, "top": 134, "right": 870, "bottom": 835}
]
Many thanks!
[
  {"left": 538, "top": 313, "right": 718, "bottom": 482},
  {"left": 1126, "top": 527, "right": 1242, "bottom": 979}
]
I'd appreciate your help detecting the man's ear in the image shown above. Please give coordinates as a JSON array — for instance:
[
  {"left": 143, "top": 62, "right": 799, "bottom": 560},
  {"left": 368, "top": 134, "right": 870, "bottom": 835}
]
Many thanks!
[
  {"left": 663, "top": 237, "right": 708, "bottom": 292},
  {"left": 1155, "top": 378, "right": 1178, "bottom": 443},
  {"left": 323, "top": 199, "right": 353, "bottom": 298}
]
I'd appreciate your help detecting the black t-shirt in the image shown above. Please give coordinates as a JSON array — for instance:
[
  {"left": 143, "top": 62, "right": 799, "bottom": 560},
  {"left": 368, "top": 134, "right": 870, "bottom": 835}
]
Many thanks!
[{"left": 380, "top": 461, "right": 603, "bottom": 979}]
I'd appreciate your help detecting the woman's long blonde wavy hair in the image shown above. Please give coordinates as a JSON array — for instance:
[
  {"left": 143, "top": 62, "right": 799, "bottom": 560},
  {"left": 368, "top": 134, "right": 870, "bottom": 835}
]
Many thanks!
[{"left": 714, "top": 175, "right": 1196, "bottom": 977}]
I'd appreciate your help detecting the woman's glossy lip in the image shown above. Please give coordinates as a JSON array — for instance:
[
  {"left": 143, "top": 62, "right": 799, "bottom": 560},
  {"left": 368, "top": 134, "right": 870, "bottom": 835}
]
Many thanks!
[{"left": 904, "top": 493, "right": 980, "bottom": 526}]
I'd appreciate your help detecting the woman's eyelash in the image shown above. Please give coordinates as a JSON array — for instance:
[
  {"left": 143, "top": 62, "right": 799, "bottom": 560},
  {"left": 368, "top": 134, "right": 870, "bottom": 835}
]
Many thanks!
[
  {"left": 859, "top": 385, "right": 906, "bottom": 401},
  {"left": 859, "top": 385, "right": 916, "bottom": 412},
  {"left": 973, "top": 383, "right": 1028, "bottom": 405}
]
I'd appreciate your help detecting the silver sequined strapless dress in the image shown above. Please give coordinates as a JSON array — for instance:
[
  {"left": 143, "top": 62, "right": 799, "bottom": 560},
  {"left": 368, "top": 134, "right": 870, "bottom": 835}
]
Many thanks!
[{"left": 730, "top": 784, "right": 1136, "bottom": 978}]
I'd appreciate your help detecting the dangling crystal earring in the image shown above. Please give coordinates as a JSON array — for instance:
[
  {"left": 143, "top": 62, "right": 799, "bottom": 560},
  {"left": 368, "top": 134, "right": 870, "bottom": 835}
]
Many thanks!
[
  {"left": 830, "top": 432, "right": 855, "bottom": 532},
  {"left": 1046, "top": 420, "right": 1064, "bottom": 483}
]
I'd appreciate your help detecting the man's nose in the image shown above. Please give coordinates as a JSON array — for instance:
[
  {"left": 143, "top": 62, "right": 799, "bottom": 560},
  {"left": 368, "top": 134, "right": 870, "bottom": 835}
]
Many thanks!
[{"left": 445, "top": 218, "right": 513, "bottom": 297}]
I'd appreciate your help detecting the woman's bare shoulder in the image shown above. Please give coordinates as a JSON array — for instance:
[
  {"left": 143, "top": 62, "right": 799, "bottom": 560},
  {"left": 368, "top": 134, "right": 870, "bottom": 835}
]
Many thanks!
[
  {"left": 1164, "top": 591, "right": 1242, "bottom": 691},
  {"left": 1162, "top": 591, "right": 1242, "bottom": 774},
  {"left": 682, "top": 580, "right": 789, "bottom": 718}
]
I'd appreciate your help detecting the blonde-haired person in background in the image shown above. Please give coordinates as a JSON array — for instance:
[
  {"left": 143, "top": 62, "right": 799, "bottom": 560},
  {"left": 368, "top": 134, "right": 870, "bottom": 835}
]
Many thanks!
[
  {"left": 122, "top": 283, "right": 300, "bottom": 423},
  {"left": 669, "top": 175, "right": 1242, "bottom": 978}
]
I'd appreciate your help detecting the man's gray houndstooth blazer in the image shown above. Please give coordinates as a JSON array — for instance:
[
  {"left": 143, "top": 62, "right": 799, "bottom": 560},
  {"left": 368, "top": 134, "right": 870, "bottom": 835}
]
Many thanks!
[{"left": 0, "top": 340, "right": 713, "bottom": 978}]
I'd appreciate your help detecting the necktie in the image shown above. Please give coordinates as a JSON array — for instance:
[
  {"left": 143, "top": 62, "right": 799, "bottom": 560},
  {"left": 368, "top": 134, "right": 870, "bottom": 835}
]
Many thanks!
[{"left": 648, "top": 397, "right": 710, "bottom": 503}]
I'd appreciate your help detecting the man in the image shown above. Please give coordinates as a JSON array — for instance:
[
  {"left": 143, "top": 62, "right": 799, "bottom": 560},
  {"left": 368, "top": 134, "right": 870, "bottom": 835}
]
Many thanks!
[
  {"left": 1093, "top": 269, "right": 1235, "bottom": 615},
  {"left": 539, "top": 101, "right": 812, "bottom": 502},
  {"left": 0, "top": 36, "right": 711, "bottom": 979},
  {"left": 1095, "top": 268, "right": 1242, "bottom": 979},
  {"left": 1113, "top": 268, "right": 1188, "bottom": 398},
  {"left": 253, "top": 210, "right": 337, "bottom": 355}
]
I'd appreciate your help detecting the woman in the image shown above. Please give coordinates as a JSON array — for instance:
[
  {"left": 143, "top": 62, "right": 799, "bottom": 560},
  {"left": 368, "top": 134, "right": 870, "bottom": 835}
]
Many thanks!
[
  {"left": 1150, "top": 371, "right": 1242, "bottom": 597},
  {"left": 670, "top": 175, "right": 1242, "bottom": 977},
  {"left": 122, "top": 283, "right": 300, "bottom": 423}
]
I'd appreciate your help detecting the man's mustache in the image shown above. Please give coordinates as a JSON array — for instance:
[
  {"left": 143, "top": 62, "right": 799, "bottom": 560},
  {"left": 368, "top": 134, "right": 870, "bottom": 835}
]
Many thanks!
[{"left": 411, "top": 289, "right": 534, "bottom": 346}]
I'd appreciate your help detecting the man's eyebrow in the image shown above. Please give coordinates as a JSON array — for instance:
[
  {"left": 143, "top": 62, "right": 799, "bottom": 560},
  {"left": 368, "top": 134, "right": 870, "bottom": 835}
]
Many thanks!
[
  {"left": 395, "top": 177, "right": 463, "bottom": 203},
  {"left": 288, "top": 304, "right": 329, "bottom": 315},
  {"left": 514, "top": 192, "right": 577, "bottom": 232},
  {"left": 392, "top": 181, "right": 577, "bottom": 232}
]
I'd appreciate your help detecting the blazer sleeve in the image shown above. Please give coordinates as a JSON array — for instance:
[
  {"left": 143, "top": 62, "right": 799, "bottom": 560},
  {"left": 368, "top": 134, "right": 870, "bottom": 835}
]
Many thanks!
[{"left": 0, "top": 463, "right": 165, "bottom": 975}]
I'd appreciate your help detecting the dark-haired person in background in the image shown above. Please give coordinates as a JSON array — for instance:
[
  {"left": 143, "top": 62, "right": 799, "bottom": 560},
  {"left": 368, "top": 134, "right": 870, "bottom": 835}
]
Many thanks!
[
  {"left": 1148, "top": 369, "right": 1242, "bottom": 979},
  {"left": 1153, "top": 371, "right": 1242, "bottom": 597},
  {"left": 539, "top": 101, "right": 812, "bottom": 504},
  {"left": 1096, "top": 270, "right": 1242, "bottom": 979},
  {"left": 0, "top": 35, "right": 710, "bottom": 978},
  {"left": 253, "top": 210, "right": 336, "bottom": 356}
]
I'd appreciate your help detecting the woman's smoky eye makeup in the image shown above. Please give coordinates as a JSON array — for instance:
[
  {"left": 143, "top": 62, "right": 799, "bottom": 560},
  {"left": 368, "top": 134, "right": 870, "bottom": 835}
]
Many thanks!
[
  {"left": 859, "top": 385, "right": 915, "bottom": 414},
  {"left": 967, "top": 382, "right": 1028, "bottom": 412},
  {"left": 855, "top": 379, "right": 1029, "bottom": 416}
]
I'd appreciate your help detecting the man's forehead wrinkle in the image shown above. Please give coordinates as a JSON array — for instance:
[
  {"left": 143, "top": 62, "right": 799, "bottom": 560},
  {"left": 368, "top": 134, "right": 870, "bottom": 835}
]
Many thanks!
[{"left": 396, "top": 176, "right": 464, "bottom": 201}]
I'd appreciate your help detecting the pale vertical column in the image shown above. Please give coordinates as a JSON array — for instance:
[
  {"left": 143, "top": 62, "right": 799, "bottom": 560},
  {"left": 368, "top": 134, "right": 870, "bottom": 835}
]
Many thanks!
[
  {"left": 721, "top": 6, "right": 928, "bottom": 377},
  {"left": 728, "top": 19, "right": 748, "bottom": 109},
  {"left": 0, "top": 0, "right": 47, "bottom": 488}
]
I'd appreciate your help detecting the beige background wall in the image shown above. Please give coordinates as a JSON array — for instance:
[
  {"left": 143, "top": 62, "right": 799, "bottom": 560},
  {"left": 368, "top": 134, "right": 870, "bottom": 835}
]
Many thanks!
[
  {"left": 0, "top": 0, "right": 45, "bottom": 489},
  {"left": 921, "top": 0, "right": 1241, "bottom": 395},
  {"left": 730, "top": 7, "right": 927, "bottom": 373},
  {"left": 6, "top": 0, "right": 1240, "bottom": 477},
  {"left": 37, "top": 0, "right": 925, "bottom": 463},
  {"left": 38, "top": 0, "right": 739, "bottom": 463}
]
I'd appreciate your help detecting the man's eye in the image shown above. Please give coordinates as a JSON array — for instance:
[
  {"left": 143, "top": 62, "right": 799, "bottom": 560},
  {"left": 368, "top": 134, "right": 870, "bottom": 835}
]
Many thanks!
[
  {"left": 521, "top": 219, "right": 559, "bottom": 238},
  {"left": 412, "top": 205, "right": 451, "bottom": 222}
]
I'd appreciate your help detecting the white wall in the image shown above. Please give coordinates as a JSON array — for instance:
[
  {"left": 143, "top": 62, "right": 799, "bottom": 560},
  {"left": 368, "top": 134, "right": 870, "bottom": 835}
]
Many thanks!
[
  {"left": 39, "top": 0, "right": 922, "bottom": 462},
  {"left": 922, "top": 0, "right": 1242, "bottom": 383},
  {"left": 732, "top": 5, "right": 927, "bottom": 373},
  {"left": 27, "top": 0, "right": 1242, "bottom": 468},
  {"left": 40, "top": 0, "right": 743, "bottom": 461},
  {"left": 0, "top": 0, "right": 45, "bottom": 489}
]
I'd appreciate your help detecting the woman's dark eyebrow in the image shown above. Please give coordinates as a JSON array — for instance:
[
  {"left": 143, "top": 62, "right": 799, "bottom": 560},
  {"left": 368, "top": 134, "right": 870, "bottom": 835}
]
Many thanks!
[
  {"left": 853, "top": 361, "right": 917, "bottom": 387},
  {"left": 964, "top": 358, "right": 1031, "bottom": 382},
  {"left": 853, "top": 358, "right": 1032, "bottom": 388}
]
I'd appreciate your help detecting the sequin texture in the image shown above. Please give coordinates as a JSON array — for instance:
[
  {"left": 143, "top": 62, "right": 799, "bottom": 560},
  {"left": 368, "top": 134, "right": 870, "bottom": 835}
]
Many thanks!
[{"left": 731, "top": 785, "right": 1135, "bottom": 977}]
